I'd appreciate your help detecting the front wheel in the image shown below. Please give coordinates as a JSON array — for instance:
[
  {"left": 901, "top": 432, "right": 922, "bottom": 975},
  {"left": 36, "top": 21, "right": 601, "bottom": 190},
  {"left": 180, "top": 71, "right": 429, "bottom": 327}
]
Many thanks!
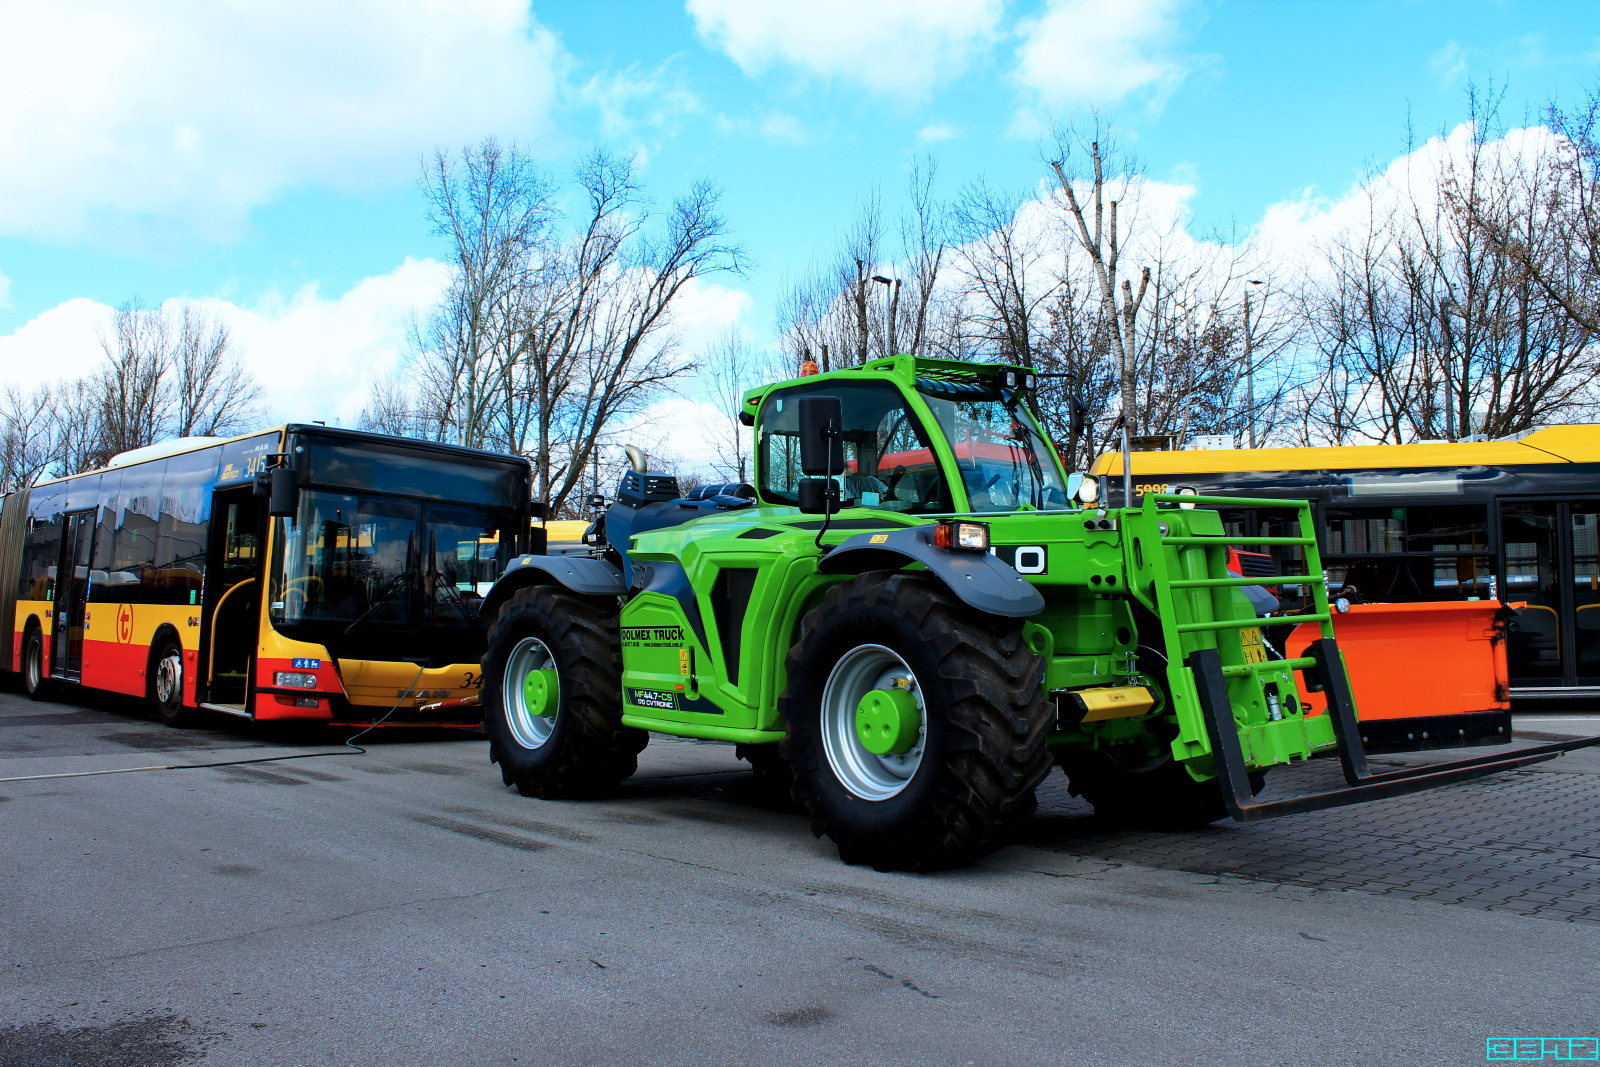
[
  {"left": 482, "top": 585, "right": 645, "bottom": 798},
  {"left": 150, "top": 638, "right": 198, "bottom": 727},
  {"left": 780, "top": 572, "right": 1053, "bottom": 871}
]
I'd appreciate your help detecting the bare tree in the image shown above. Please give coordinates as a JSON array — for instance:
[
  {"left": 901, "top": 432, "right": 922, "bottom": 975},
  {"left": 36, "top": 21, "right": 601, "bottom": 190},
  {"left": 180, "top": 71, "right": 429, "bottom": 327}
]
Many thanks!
[
  {"left": 1047, "top": 127, "right": 1152, "bottom": 448},
  {"left": 171, "top": 306, "right": 263, "bottom": 437},
  {"left": 0, "top": 384, "right": 61, "bottom": 491},
  {"left": 700, "top": 329, "right": 764, "bottom": 484},
  {"left": 384, "top": 144, "right": 744, "bottom": 511},
  {"left": 94, "top": 301, "right": 173, "bottom": 461},
  {"left": 1298, "top": 93, "right": 1598, "bottom": 444}
]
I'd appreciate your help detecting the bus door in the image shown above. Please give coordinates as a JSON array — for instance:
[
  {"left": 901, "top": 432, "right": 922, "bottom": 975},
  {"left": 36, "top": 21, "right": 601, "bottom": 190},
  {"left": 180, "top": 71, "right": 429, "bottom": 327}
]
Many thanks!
[
  {"left": 200, "top": 487, "right": 267, "bottom": 708},
  {"left": 51, "top": 510, "right": 95, "bottom": 681},
  {"left": 1500, "top": 500, "right": 1600, "bottom": 689}
]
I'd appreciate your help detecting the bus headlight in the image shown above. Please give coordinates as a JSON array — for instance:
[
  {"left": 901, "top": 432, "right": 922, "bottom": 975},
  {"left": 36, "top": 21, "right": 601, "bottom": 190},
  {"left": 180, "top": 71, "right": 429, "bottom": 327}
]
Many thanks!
[
  {"left": 1073, "top": 474, "right": 1099, "bottom": 505},
  {"left": 1175, "top": 485, "right": 1199, "bottom": 509},
  {"left": 275, "top": 671, "right": 318, "bottom": 689}
]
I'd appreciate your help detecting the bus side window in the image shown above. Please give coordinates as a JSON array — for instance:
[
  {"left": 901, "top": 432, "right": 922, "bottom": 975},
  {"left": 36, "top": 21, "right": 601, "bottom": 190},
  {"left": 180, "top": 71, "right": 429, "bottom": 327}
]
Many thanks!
[
  {"left": 114, "top": 460, "right": 164, "bottom": 605},
  {"left": 155, "top": 448, "right": 218, "bottom": 605},
  {"left": 87, "top": 470, "right": 123, "bottom": 602},
  {"left": 20, "top": 485, "right": 64, "bottom": 603}
]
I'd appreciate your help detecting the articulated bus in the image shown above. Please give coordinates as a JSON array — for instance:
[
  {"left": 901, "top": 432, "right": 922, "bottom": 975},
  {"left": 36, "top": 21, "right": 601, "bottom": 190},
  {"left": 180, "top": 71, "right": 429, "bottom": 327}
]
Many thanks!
[
  {"left": 0, "top": 425, "right": 534, "bottom": 727},
  {"left": 1091, "top": 425, "right": 1600, "bottom": 703}
]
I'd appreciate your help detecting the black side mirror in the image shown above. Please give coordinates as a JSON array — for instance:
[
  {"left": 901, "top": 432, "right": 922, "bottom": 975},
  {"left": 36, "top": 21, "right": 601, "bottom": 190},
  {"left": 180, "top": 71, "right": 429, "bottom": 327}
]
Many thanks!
[
  {"left": 798, "top": 395, "right": 842, "bottom": 476},
  {"left": 268, "top": 468, "right": 298, "bottom": 517},
  {"left": 797, "top": 478, "right": 838, "bottom": 515},
  {"left": 1069, "top": 396, "right": 1089, "bottom": 437},
  {"left": 530, "top": 500, "right": 549, "bottom": 521}
]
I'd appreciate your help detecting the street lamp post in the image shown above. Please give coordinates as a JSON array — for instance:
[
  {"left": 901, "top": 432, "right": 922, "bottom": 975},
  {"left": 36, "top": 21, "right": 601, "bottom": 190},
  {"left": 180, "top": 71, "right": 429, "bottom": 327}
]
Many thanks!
[
  {"left": 871, "top": 275, "right": 899, "bottom": 357},
  {"left": 1243, "top": 279, "right": 1264, "bottom": 448}
]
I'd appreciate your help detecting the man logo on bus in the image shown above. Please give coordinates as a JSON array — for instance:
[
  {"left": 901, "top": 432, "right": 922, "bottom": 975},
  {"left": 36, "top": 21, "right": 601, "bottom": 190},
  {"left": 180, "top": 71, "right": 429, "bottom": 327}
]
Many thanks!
[{"left": 116, "top": 604, "right": 134, "bottom": 644}]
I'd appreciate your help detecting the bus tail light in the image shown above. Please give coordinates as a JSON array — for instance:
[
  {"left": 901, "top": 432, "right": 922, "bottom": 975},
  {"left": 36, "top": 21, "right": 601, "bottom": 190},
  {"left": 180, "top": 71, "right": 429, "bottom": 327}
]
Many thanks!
[{"left": 275, "top": 695, "right": 322, "bottom": 708}]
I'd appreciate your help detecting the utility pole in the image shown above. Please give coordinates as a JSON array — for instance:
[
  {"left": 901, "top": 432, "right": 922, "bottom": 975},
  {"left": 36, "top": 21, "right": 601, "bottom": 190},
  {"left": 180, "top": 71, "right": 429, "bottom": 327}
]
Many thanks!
[
  {"left": 872, "top": 275, "right": 899, "bottom": 357},
  {"left": 1244, "top": 279, "right": 1264, "bottom": 448}
]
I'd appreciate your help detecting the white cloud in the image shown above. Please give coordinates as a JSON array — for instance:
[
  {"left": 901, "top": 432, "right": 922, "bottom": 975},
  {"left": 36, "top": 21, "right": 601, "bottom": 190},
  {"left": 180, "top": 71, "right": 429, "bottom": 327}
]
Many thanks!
[
  {"left": 578, "top": 61, "right": 702, "bottom": 148},
  {"left": 1012, "top": 0, "right": 1189, "bottom": 108},
  {"left": 0, "top": 1, "right": 563, "bottom": 243},
  {"left": 918, "top": 123, "right": 959, "bottom": 143},
  {"left": 0, "top": 258, "right": 450, "bottom": 426},
  {"left": 0, "top": 267, "right": 11, "bottom": 310},
  {"left": 0, "top": 298, "right": 115, "bottom": 389},
  {"left": 687, "top": 0, "right": 1003, "bottom": 99}
]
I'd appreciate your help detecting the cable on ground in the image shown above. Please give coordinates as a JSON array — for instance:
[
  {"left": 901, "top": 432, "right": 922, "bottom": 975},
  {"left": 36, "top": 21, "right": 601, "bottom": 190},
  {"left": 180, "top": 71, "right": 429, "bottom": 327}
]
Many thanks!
[{"left": 0, "top": 665, "right": 429, "bottom": 785}]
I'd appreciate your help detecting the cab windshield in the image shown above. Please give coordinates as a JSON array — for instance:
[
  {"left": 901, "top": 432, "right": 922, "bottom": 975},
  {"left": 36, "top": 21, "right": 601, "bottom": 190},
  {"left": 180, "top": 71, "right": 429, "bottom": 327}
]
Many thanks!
[{"left": 917, "top": 382, "right": 1071, "bottom": 512}]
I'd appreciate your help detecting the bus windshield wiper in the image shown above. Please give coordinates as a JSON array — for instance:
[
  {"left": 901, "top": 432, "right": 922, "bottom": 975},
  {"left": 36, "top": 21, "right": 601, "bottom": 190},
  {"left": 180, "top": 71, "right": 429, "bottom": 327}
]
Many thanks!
[{"left": 342, "top": 568, "right": 413, "bottom": 635}]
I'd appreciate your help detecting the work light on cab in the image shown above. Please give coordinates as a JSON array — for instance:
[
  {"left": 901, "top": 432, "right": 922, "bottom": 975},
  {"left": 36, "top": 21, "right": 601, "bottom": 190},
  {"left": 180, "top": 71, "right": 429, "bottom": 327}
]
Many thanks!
[{"left": 933, "top": 520, "right": 990, "bottom": 551}]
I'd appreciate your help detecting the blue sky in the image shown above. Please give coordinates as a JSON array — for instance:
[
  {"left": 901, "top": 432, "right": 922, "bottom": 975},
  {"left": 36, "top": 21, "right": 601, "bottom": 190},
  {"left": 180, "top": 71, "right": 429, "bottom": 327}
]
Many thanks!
[{"left": 0, "top": 0, "right": 1595, "bottom": 434}]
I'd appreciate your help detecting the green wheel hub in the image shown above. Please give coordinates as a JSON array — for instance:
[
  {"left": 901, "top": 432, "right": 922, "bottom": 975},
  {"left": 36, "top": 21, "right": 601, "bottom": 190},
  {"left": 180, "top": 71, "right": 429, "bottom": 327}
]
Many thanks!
[
  {"left": 854, "top": 687, "right": 921, "bottom": 756},
  {"left": 522, "top": 668, "right": 558, "bottom": 718}
]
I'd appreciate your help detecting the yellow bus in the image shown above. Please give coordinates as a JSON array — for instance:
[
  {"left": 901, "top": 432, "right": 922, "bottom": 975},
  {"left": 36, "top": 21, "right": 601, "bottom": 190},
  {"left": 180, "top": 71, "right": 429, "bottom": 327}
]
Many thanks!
[
  {"left": 1090, "top": 425, "right": 1600, "bottom": 701},
  {"left": 0, "top": 425, "right": 535, "bottom": 728}
]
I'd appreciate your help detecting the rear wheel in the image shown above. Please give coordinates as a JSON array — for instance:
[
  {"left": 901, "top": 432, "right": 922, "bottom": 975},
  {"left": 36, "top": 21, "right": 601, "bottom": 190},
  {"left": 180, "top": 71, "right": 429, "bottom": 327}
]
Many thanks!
[
  {"left": 150, "top": 638, "right": 197, "bottom": 728},
  {"left": 22, "top": 627, "right": 48, "bottom": 701},
  {"left": 1057, "top": 746, "right": 1264, "bottom": 830},
  {"left": 780, "top": 572, "right": 1052, "bottom": 871},
  {"left": 483, "top": 585, "right": 645, "bottom": 798}
]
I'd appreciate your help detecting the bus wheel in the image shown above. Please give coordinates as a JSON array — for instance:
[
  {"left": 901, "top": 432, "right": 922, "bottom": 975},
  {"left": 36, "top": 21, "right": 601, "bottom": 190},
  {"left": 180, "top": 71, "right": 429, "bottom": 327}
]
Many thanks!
[
  {"left": 779, "top": 572, "right": 1053, "bottom": 871},
  {"left": 151, "top": 639, "right": 197, "bottom": 728},
  {"left": 1057, "top": 747, "right": 1265, "bottom": 830},
  {"left": 22, "top": 627, "right": 49, "bottom": 701},
  {"left": 482, "top": 585, "right": 645, "bottom": 798}
]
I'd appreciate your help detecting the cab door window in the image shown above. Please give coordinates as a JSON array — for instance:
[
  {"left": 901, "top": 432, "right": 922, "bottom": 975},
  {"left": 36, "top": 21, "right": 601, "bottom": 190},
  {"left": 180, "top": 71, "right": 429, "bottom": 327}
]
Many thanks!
[{"left": 758, "top": 381, "right": 951, "bottom": 514}]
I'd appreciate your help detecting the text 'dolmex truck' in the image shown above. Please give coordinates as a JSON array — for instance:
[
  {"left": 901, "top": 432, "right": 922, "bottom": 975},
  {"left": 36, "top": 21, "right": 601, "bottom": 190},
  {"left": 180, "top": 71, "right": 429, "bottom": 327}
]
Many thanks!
[{"left": 473, "top": 356, "right": 1600, "bottom": 870}]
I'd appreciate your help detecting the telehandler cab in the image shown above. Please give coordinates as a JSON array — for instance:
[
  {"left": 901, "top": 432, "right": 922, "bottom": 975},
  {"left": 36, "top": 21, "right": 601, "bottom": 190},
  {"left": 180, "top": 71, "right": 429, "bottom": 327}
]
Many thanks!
[{"left": 475, "top": 355, "right": 1600, "bottom": 870}]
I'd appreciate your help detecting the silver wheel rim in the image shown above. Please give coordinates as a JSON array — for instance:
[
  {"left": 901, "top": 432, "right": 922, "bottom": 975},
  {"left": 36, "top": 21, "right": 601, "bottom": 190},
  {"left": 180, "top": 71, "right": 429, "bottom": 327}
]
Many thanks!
[
  {"left": 26, "top": 638, "right": 40, "bottom": 689},
  {"left": 155, "top": 652, "right": 182, "bottom": 706},
  {"left": 504, "top": 636, "right": 558, "bottom": 750},
  {"left": 820, "top": 643, "right": 926, "bottom": 801}
]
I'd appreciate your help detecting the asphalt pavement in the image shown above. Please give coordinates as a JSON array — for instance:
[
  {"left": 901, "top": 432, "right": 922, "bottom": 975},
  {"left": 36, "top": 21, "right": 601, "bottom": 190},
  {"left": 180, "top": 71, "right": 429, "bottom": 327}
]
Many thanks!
[{"left": 2, "top": 681, "right": 1597, "bottom": 1067}]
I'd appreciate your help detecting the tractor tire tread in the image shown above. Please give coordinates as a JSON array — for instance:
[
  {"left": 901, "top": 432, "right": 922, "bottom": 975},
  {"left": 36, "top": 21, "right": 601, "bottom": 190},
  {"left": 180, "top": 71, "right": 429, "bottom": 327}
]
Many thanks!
[{"left": 779, "top": 571, "right": 1052, "bottom": 871}]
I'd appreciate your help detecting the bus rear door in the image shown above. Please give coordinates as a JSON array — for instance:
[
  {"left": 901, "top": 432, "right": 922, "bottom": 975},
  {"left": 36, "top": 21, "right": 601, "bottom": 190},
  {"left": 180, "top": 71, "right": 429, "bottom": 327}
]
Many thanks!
[
  {"left": 1501, "top": 500, "right": 1600, "bottom": 692},
  {"left": 52, "top": 510, "right": 94, "bottom": 681}
]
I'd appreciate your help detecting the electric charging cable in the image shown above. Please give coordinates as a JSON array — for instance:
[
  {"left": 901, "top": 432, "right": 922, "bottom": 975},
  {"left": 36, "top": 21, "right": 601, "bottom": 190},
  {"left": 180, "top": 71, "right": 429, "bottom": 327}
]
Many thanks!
[{"left": 0, "top": 665, "right": 428, "bottom": 785}]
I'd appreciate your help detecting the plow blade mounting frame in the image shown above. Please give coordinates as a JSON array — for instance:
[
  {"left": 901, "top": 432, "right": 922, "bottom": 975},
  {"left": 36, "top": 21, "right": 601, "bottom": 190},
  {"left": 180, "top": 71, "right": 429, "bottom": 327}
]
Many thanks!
[{"left": 1189, "top": 638, "right": 1600, "bottom": 822}]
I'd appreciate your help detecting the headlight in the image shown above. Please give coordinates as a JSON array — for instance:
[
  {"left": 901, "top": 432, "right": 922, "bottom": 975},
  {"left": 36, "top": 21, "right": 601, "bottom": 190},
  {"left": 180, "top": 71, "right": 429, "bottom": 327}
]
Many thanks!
[
  {"left": 1175, "top": 485, "right": 1199, "bottom": 510},
  {"left": 274, "top": 671, "right": 318, "bottom": 689},
  {"left": 933, "top": 520, "right": 990, "bottom": 551},
  {"left": 1074, "top": 475, "right": 1099, "bottom": 505}
]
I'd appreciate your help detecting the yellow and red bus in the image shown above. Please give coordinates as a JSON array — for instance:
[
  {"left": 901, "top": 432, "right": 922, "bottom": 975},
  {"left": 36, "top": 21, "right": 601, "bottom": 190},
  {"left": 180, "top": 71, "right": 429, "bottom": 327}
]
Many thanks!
[
  {"left": 0, "top": 425, "right": 534, "bottom": 728},
  {"left": 1091, "top": 425, "right": 1600, "bottom": 706}
]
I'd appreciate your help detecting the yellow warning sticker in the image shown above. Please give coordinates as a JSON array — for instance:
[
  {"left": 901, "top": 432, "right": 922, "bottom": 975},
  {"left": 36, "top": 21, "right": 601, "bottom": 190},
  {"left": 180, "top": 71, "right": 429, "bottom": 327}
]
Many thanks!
[
  {"left": 1241, "top": 628, "right": 1267, "bottom": 664},
  {"left": 870, "top": 533, "right": 890, "bottom": 544}
]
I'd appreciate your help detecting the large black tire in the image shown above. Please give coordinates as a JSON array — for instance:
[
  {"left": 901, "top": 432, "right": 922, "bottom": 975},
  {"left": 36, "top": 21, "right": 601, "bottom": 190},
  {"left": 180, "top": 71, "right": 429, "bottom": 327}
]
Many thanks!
[
  {"left": 779, "top": 572, "right": 1053, "bottom": 871},
  {"left": 150, "top": 637, "right": 198, "bottom": 728},
  {"left": 21, "top": 626, "right": 48, "bottom": 702},
  {"left": 482, "top": 585, "right": 645, "bottom": 798},
  {"left": 1057, "top": 746, "right": 1264, "bottom": 830}
]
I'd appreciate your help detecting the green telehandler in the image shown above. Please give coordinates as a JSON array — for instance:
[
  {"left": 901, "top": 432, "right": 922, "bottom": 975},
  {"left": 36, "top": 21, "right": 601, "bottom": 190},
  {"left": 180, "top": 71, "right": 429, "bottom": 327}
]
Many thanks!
[{"left": 474, "top": 355, "right": 1598, "bottom": 870}]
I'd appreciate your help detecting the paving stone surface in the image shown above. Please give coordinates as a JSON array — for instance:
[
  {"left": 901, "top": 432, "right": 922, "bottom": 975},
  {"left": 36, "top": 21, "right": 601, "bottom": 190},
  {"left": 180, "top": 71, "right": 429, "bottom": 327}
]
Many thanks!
[{"left": 1022, "top": 741, "right": 1600, "bottom": 925}]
